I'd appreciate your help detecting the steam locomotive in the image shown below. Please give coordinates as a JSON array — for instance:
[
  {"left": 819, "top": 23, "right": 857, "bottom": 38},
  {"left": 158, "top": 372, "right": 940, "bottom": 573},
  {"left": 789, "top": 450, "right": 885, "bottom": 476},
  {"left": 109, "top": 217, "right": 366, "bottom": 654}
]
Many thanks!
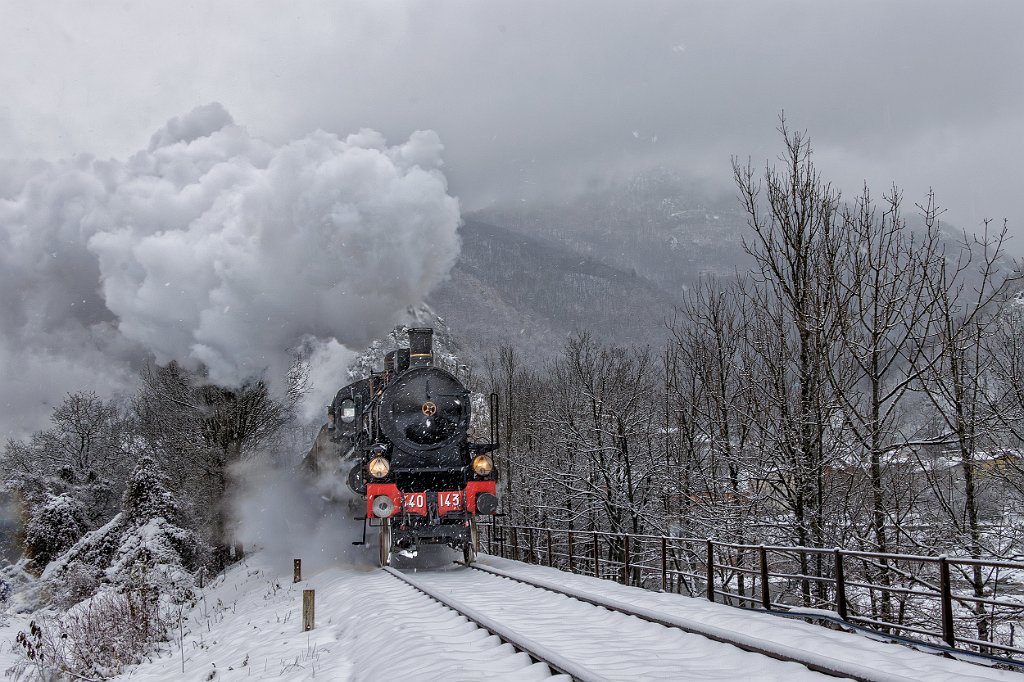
[{"left": 306, "top": 328, "right": 499, "bottom": 566}]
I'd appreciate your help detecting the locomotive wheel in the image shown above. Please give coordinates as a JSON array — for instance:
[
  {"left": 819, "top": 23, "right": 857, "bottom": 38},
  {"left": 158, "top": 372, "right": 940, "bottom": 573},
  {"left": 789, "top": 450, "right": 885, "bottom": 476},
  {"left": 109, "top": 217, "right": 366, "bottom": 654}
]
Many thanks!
[
  {"left": 463, "top": 518, "right": 479, "bottom": 564},
  {"left": 379, "top": 520, "right": 393, "bottom": 567}
]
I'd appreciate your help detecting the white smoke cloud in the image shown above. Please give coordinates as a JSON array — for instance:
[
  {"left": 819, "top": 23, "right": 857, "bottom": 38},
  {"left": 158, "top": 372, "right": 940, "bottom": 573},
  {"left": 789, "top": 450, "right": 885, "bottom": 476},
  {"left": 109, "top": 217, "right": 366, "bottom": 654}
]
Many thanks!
[
  {"left": 0, "top": 103, "right": 461, "bottom": 437},
  {"left": 231, "top": 457, "right": 372, "bottom": 574},
  {"left": 299, "top": 338, "right": 357, "bottom": 423}
]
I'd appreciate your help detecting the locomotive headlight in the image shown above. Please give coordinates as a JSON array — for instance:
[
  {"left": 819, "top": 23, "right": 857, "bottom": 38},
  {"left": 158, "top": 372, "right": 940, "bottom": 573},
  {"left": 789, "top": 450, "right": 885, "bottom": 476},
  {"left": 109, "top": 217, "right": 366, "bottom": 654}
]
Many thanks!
[
  {"left": 368, "top": 457, "right": 390, "bottom": 479},
  {"left": 372, "top": 495, "right": 395, "bottom": 518},
  {"left": 472, "top": 454, "right": 494, "bottom": 476}
]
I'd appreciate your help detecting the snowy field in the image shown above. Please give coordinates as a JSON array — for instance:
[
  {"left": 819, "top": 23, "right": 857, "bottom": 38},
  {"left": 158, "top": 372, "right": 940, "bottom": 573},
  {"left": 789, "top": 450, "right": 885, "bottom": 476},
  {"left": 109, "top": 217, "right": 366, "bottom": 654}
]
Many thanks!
[{"left": 4, "top": 544, "right": 1021, "bottom": 681}]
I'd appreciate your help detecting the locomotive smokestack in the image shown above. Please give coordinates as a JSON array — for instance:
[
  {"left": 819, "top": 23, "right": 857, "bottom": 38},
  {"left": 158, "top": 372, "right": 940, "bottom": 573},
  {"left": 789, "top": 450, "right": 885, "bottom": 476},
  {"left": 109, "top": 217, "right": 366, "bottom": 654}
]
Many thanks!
[{"left": 408, "top": 327, "right": 433, "bottom": 367}]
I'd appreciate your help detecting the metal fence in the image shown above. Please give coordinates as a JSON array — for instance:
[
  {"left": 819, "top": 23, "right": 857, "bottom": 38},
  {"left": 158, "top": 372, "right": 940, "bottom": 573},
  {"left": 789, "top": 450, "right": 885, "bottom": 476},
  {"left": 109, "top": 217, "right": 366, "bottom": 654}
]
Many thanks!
[{"left": 481, "top": 523, "right": 1024, "bottom": 661}]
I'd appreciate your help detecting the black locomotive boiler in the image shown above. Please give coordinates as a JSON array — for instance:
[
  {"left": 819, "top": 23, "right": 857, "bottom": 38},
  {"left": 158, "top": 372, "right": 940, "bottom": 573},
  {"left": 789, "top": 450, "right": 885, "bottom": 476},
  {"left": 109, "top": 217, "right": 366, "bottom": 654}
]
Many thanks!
[{"left": 309, "top": 328, "right": 499, "bottom": 566}]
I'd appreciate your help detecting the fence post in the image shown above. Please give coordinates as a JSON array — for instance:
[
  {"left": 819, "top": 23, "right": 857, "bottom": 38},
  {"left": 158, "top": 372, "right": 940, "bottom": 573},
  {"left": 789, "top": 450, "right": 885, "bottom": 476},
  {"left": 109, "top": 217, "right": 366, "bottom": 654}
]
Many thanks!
[
  {"left": 302, "top": 589, "right": 315, "bottom": 631},
  {"left": 512, "top": 526, "right": 519, "bottom": 562},
  {"left": 622, "top": 534, "right": 630, "bottom": 585},
  {"left": 568, "top": 530, "right": 575, "bottom": 573},
  {"left": 939, "top": 556, "right": 956, "bottom": 647},
  {"left": 834, "top": 548, "right": 847, "bottom": 620},
  {"left": 293, "top": 559, "right": 302, "bottom": 584},
  {"left": 499, "top": 527, "right": 506, "bottom": 559},
  {"left": 759, "top": 545, "right": 770, "bottom": 610},
  {"left": 706, "top": 538, "right": 715, "bottom": 602},
  {"left": 528, "top": 527, "right": 535, "bottom": 564},
  {"left": 487, "top": 524, "right": 493, "bottom": 556},
  {"left": 547, "top": 529, "right": 553, "bottom": 567},
  {"left": 661, "top": 537, "right": 668, "bottom": 592},
  {"left": 593, "top": 531, "right": 600, "bottom": 578}
]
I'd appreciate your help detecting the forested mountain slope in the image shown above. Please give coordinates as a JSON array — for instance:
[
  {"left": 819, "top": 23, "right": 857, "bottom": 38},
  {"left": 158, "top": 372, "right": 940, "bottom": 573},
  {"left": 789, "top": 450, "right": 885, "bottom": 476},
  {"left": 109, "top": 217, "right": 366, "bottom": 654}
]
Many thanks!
[{"left": 429, "top": 218, "right": 687, "bottom": 359}]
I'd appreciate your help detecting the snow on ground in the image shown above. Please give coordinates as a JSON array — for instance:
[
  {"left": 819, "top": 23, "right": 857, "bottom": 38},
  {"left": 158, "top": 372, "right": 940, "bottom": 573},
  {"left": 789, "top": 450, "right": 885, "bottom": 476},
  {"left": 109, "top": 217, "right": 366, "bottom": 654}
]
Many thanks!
[
  {"left": 3, "top": 545, "right": 1023, "bottom": 681},
  {"left": 0, "top": 612, "right": 32, "bottom": 678},
  {"left": 4, "top": 464, "right": 1022, "bottom": 682},
  {"left": 119, "top": 546, "right": 562, "bottom": 681}
]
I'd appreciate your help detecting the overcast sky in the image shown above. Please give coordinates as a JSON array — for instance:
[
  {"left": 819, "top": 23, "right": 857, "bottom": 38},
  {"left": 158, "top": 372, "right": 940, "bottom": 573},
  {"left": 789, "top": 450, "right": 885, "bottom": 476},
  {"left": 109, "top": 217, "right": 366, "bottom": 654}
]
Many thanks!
[
  {"left": 2, "top": 0, "right": 1021, "bottom": 232},
  {"left": 0, "top": 0, "right": 1021, "bottom": 438}
]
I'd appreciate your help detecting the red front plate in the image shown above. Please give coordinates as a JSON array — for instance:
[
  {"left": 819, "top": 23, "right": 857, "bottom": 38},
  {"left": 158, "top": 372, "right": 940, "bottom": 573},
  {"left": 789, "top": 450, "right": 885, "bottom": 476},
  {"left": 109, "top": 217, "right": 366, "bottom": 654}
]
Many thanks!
[
  {"left": 466, "top": 480, "right": 498, "bottom": 514},
  {"left": 366, "top": 482, "right": 497, "bottom": 517}
]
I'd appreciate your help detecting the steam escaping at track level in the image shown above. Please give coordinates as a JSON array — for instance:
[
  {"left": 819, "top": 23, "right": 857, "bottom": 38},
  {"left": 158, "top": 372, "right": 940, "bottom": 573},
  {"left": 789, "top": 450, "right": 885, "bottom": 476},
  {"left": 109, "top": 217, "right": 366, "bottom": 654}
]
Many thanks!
[
  {"left": 0, "top": 103, "right": 462, "bottom": 435},
  {"left": 231, "top": 456, "right": 375, "bottom": 575}
]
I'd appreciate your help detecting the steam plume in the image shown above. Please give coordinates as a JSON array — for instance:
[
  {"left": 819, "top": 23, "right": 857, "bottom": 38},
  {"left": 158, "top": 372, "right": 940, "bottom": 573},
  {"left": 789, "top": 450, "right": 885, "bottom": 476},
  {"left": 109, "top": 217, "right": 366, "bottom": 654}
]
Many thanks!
[{"left": 0, "top": 103, "right": 461, "bottom": 436}]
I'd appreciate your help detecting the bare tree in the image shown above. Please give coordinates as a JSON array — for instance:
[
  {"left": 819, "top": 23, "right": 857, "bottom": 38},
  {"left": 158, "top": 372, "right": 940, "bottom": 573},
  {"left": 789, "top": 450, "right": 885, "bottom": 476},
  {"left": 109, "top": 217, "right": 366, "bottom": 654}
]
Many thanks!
[
  {"left": 669, "top": 278, "right": 771, "bottom": 594},
  {"left": 2, "top": 392, "right": 136, "bottom": 528},
  {"left": 733, "top": 118, "right": 846, "bottom": 602},
  {"left": 134, "top": 361, "right": 302, "bottom": 567},
  {"left": 910, "top": 201, "right": 1016, "bottom": 645},
  {"left": 826, "top": 185, "right": 942, "bottom": 623}
]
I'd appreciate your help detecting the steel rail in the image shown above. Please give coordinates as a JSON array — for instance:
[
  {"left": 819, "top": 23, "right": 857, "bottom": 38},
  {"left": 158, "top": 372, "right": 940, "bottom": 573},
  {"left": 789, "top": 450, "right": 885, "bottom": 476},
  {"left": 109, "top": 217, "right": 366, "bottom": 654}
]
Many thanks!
[
  {"left": 467, "top": 562, "right": 924, "bottom": 682},
  {"left": 382, "top": 566, "right": 610, "bottom": 682}
]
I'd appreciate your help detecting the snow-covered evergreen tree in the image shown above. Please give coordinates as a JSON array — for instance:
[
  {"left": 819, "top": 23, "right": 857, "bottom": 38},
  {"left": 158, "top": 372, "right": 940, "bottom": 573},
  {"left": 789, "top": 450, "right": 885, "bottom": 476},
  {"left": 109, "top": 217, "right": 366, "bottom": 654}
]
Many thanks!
[
  {"left": 23, "top": 493, "right": 87, "bottom": 570},
  {"left": 107, "top": 456, "right": 203, "bottom": 599}
]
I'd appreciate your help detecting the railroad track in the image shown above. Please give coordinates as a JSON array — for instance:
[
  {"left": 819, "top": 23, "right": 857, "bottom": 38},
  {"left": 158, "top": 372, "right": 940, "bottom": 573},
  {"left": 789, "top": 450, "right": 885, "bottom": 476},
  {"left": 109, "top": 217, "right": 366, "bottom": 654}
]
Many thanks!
[
  {"left": 463, "top": 563, "right": 900, "bottom": 682},
  {"left": 382, "top": 562, "right": 929, "bottom": 682},
  {"left": 384, "top": 565, "right": 586, "bottom": 681}
]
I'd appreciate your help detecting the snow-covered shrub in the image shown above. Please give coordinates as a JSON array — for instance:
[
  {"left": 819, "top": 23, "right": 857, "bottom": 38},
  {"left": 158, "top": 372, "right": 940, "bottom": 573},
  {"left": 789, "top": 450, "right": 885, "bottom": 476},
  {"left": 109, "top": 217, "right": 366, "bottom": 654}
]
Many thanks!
[
  {"left": 43, "top": 456, "right": 206, "bottom": 607},
  {"left": 108, "top": 518, "right": 203, "bottom": 603},
  {"left": 0, "top": 574, "right": 10, "bottom": 626},
  {"left": 18, "top": 460, "right": 205, "bottom": 677},
  {"left": 23, "top": 492, "right": 87, "bottom": 571},
  {"left": 15, "top": 584, "right": 171, "bottom": 680},
  {"left": 58, "top": 562, "right": 103, "bottom": 609}
]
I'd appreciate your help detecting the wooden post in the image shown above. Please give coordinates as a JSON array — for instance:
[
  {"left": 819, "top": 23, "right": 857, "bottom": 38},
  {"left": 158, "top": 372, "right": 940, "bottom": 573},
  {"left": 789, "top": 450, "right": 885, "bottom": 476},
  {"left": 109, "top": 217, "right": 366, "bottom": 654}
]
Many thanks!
[
  {"left": 547, "top": 528, "right": 553, "bottom": 567},
  {"left": 593, "top": 532, "right": 600, "bottom": 578},
  {"left": 568, "top": 530, "right": 575, "bottom": 573},
  {"left": 759, "top": 545, "right": 770, "bottom": 610},
  {"left": 834, "top": 549, "right": 848, "bottom": 620},
  {"left": 528, "top": 527, "right": 535, "bottom": 564},
  {"left": 939, "top": 556, "right": 956, "bottom": 647},
  {"left": 512, "top": 527, "right": 519, "bottom": 562},
  {"left": 706, "top": 539, "right": 715, "bottom": 602},
  {"left": 302, "top": 589, "right": 315, "bottom": 631},
  {"left": 293, "top": 559, "right": 302, "bottom": 583}
]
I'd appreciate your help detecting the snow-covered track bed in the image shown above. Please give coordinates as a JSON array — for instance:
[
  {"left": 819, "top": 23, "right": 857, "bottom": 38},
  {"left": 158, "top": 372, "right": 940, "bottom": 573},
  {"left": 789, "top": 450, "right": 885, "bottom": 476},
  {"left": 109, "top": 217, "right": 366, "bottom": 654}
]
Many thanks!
[
  {"left": 385, "top": 566, "right": 583, "bottom": 680},
  {"left": 388, "top": 563, "right": 853, "bottom": 681},
  {"left": 466, "top": 562, "right": 910, "bottom": 682},
  {"left": 467, "top": 556, "right": 1020, "bottom": 682}
]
